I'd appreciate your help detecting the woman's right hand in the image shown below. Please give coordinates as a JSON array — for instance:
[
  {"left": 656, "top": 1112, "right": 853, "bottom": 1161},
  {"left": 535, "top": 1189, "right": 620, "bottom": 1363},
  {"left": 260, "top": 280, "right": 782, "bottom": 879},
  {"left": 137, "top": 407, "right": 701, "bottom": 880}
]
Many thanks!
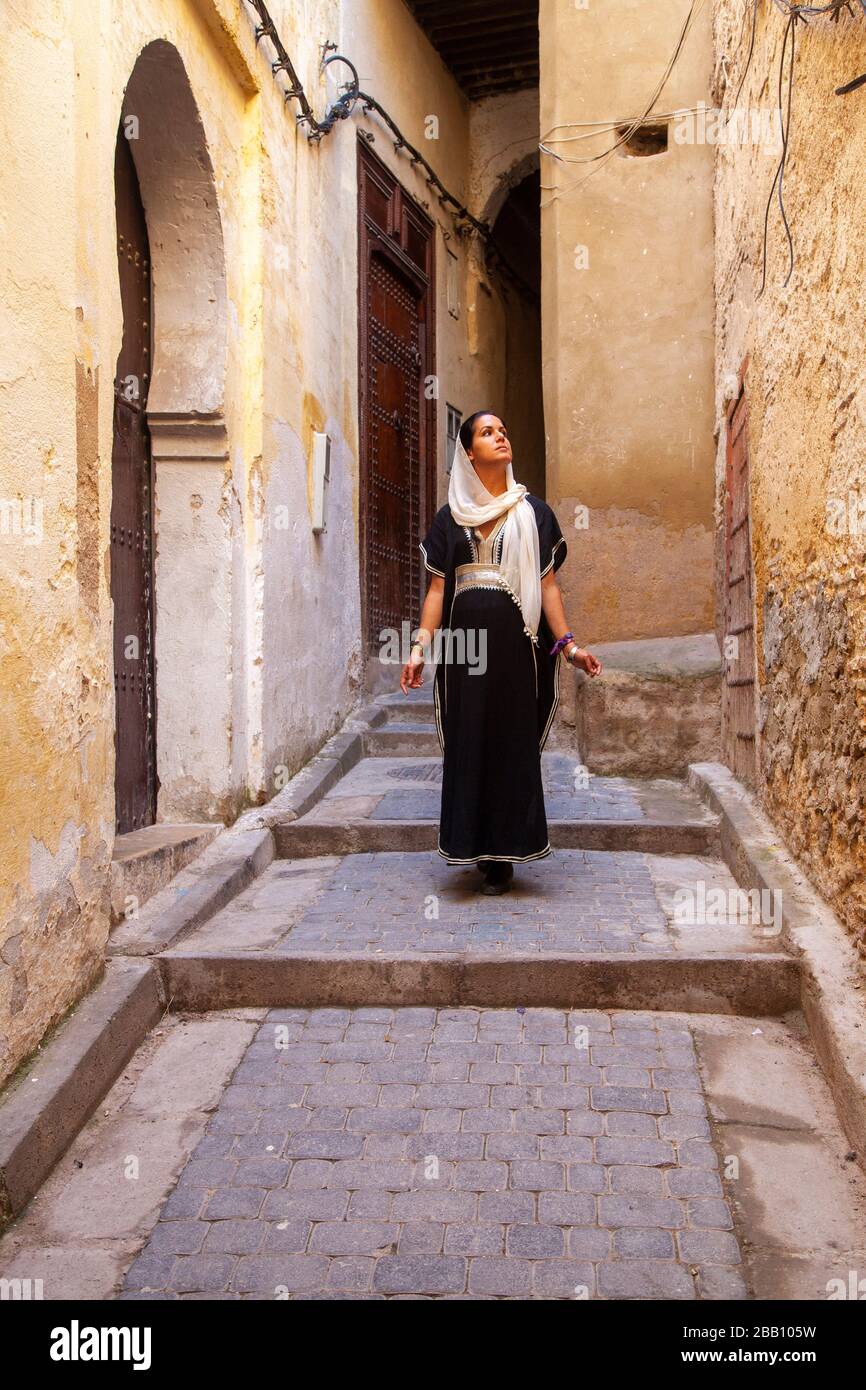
[{"left": 400, "top": 652, "right": 425, "bottom": 694}]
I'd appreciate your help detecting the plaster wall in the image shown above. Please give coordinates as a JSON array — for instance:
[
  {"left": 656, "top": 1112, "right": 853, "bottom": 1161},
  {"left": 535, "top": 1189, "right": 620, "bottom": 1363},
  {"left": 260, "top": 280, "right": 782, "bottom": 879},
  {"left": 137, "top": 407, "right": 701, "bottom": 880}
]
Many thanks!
[
  {"left": 0, "top": 1, "right": 110, "bottom": 1087},
  {"left": 0, "top": 0, "right": 526, "bottom": 1084},
  {"left": 539, "top": 0, "right": 716, "bottom": 645}
]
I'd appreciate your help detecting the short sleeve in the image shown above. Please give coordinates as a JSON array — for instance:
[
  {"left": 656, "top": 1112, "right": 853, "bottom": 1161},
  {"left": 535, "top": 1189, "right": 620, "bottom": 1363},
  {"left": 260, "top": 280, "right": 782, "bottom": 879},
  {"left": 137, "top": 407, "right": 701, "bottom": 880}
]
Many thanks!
[
  {"left": 538, "top": 502, "right": 567, "bottom": 577},
  {"left": 420, "top": 506, "right": 448, "bottom": 577}
]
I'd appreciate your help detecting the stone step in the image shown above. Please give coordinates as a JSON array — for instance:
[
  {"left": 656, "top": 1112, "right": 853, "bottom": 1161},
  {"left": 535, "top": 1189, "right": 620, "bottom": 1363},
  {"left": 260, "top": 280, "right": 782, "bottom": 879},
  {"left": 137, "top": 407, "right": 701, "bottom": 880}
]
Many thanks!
[
  {"left": 274, "top": 819, "right": 720, "bottom": 857},
  {"left": 371, "top": 720, "right": 435, "bottom": 736},
  {"left": 374, "top": 689, "right": 436, "bottom": 724},
  {"left": 379, "top": 703, "right": 436, "bottom": 725},
  {"left": 363, "top": 727, "right": 441, "bottom": 756},
  {"left": 157, "top": 949, "right": 799, "bottom": 1016},
  {"left": 293, "top": 757, "right": 721, "bottom": 837},
  {"left": 110, "top": 822, "right": 222, "bottom": 925},
  {"left": 169, "top": 848, "right": 778, "bottom": 960}
]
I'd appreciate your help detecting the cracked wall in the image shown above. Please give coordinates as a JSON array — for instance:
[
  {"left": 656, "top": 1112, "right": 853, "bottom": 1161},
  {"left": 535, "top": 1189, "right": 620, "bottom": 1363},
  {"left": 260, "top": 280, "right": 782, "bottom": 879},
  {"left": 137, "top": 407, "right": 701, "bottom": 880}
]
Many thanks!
[
  {"left": 0, "top": 6, "right": 113, "bottom": 1085},
  {"left": 713, "top": 2, "right": 866, "bottom": 951}
]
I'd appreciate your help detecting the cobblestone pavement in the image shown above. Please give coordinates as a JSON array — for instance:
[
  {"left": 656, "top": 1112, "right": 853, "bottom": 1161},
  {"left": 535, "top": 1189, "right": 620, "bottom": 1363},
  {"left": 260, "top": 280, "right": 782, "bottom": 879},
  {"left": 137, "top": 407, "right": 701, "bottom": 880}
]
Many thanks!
[
  {"left": 280, "top": 852, "right": 666, "bottom": 954},
  {"left": 176, "top": 849, "right": 778, "bottom": 958},
  {"left": 301, "top": 755, "right": 718, "bottom": 824},
  {"left": 121, "top": 1007, "right": 746, "bottom": 1300}
]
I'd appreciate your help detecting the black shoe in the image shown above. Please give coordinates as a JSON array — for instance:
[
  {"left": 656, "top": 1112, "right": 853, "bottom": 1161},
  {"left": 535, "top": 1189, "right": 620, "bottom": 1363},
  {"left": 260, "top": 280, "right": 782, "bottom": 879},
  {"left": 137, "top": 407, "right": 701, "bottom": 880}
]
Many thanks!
[{"left": 480, "top": 861, "right": 514, "bottom": 895}]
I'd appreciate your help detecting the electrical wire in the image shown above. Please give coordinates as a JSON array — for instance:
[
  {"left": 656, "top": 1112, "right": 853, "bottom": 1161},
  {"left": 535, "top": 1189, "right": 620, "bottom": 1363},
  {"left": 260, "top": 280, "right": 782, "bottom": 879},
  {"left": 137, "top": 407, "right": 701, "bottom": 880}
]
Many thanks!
[
  {"left": 539, "top": 0, "right": 707, "bottom": 207},
  {"left": 242, "top": 0, "right": 491, "bottom": 240},
  {"left": 540, "top": 105, "right": 708, "bottom": 152},
  {"left": 758, "top": 9, "right": 798, "bottom": 295},
  {"left": 731, "top": 0, "right": 760, "bottom": 110}
]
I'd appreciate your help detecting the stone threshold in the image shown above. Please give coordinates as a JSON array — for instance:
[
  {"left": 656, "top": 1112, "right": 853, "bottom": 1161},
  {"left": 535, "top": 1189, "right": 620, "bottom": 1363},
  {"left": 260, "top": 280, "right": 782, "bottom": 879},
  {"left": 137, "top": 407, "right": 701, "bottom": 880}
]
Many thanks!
[
  {"left": 274, "top": 820, "right": 721, "bottom": 858},
  {"left": 111, "top": 822, "right": 222, "bottom": 926}
]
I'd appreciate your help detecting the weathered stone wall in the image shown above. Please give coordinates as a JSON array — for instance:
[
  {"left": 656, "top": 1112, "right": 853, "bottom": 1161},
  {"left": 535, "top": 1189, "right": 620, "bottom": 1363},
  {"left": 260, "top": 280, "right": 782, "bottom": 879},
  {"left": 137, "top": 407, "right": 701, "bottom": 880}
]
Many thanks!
[{"left": 713, "top": 2, "right": 866, "bottom": 952}]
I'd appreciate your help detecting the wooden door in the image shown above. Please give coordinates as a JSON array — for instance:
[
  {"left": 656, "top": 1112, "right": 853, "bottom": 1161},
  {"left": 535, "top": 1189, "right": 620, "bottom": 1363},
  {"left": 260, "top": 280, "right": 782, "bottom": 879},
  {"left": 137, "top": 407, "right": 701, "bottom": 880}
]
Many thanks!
[
  {"left": 358, "top": 138, "right": 436, "bottom": 653},
  {"left": 722, "top": 363, "right": 758, "bottom": 783},
  {"left": 111, "top": 130, "right": 157, "bottom": 832}
]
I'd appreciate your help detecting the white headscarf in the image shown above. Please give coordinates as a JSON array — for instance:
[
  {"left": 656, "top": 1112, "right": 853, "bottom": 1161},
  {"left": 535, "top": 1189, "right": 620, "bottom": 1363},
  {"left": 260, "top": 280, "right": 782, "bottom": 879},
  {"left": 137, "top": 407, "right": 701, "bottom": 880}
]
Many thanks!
[{"left": 448, "top": 433, "right": 541, "bottom": 642}]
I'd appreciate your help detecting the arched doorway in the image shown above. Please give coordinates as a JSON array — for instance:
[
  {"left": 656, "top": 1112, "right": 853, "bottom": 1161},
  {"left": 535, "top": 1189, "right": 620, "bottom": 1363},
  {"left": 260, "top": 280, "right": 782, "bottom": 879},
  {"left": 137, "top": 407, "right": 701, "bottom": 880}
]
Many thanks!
[
  {"left": 484, "top": 162, "right": 545, "bottom": 501},
  {"left": 112, "top": 40, "right": 230, "bottom": 825},
  {"left": 111, "top": 125, "right": 156, "bottom": 832}
]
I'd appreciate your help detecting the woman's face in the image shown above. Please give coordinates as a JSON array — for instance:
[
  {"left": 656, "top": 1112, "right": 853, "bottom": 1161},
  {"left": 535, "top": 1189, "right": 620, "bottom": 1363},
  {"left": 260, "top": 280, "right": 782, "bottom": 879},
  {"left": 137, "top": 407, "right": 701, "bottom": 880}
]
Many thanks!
[{"left": 467, "top": 415, "right": 512, "bottom": 468}]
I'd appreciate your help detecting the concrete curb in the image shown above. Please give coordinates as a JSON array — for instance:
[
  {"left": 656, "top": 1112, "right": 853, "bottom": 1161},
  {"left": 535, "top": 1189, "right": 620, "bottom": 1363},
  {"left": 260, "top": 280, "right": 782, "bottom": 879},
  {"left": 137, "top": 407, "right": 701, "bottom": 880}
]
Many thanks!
[
  {"left": 274, "top": 819, "right": 721, "bottom": 858},
  {"left": 689, "top": 761, "right": 866, "bottom": 1161},
  {"left": 157, "top": 949, "right": 800, "bottom": 1017},
  {"left": 0, "top": 959, "right": 163, "bottom": 1229},
  {"left": 234, "top": 702, "right": 385, "bottom": 830},
  {"left": 107, "top": 828, "right": 275, "bottom": 957},
  {"left": 105, "top": 700, "right": 389, "bottom": 959}
]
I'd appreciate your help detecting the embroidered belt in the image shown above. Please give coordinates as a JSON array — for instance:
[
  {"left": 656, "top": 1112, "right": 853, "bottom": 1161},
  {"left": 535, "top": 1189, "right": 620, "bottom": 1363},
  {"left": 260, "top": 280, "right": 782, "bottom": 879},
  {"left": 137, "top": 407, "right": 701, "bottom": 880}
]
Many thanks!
[{"left": 454, "top": 563, "right": 507, "bottom": 595}]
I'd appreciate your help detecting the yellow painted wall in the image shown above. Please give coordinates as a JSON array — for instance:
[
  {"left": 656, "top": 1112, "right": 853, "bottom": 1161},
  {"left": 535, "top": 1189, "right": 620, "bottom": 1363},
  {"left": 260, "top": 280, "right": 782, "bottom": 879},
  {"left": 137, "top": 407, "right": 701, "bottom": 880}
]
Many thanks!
[{"left": 0, "top": 0, "right": 517, "bottom": 1085}]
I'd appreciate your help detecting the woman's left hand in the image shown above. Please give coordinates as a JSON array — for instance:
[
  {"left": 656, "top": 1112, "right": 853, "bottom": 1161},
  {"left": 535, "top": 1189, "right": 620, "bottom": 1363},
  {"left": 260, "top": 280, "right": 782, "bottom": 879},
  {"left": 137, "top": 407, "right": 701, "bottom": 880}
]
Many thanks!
[{"left": 569, "top": 648, "right": 602, "bottom": 677}]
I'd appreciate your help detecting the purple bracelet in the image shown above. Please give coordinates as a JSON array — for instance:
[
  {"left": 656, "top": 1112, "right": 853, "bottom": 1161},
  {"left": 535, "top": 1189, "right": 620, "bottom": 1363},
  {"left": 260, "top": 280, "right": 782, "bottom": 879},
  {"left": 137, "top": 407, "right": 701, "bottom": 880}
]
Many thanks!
[{"left": 550, "top": 631, "right": 574, "bottom": 657}]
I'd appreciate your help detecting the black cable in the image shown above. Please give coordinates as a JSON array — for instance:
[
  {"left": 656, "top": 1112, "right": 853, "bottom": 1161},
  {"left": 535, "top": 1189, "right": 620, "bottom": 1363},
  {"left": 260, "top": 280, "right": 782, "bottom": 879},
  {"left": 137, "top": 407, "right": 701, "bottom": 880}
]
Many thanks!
[
  {"left": 732, "top": 0, "right": 760, "bottom": 110},
  {"left": 758, "top": 11, "right": 797, "bottom": 295},
  {"left": 242, "top": 0, "right": 491, "bottom": 241},
  {"left": 777, "top": 12, "right": 797, "bottom": 287}
]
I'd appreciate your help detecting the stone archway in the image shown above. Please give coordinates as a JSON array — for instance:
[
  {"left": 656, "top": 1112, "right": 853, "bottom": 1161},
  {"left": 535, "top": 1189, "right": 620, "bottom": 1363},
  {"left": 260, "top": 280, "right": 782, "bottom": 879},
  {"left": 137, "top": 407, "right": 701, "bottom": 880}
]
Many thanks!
[
  {"left": 480, "top": 153, "right": 545, "bottom": 500},
  {"left": 121, "top": 40, "right": 227, "bottom": 455},
  {"left": 117, "top": 41, "right": 231, "bottom": 821},
  {"left": 481, "top": 149, "right": 541, "bottom": 231}
]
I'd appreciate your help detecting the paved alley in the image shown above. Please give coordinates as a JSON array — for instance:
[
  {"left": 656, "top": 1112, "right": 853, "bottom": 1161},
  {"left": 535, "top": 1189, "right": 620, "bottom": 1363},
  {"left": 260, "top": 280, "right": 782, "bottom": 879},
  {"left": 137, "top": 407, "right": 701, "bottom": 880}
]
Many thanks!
[
  {"left": 121, "top": 1006, "right": 746, "bottom": 1300},
  {"left": 2, "top": 687, "right": 865, "bottom": 1304}
]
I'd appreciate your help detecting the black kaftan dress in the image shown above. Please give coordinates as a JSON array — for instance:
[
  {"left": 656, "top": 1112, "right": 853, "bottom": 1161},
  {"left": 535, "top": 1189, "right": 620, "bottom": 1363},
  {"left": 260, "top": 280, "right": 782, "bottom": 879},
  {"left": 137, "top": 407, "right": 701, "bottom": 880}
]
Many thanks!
[{"left": 419, "top": 495, "right": 567, "bottom": 865}]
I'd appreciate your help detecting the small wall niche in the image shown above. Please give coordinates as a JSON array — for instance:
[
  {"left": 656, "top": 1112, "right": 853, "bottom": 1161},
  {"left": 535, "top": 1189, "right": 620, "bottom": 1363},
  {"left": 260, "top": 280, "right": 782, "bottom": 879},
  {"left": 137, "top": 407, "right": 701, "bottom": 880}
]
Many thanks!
[{"left": 615, "top": 123, "right": 669, "bottom": 157}]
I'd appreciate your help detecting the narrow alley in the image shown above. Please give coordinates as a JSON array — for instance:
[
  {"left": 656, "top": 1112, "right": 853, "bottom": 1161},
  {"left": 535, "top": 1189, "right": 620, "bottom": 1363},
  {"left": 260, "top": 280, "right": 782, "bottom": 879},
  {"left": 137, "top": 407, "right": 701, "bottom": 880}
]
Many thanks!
[{"left": 2, "top": 0, "right": 866, "bottom": 1347}]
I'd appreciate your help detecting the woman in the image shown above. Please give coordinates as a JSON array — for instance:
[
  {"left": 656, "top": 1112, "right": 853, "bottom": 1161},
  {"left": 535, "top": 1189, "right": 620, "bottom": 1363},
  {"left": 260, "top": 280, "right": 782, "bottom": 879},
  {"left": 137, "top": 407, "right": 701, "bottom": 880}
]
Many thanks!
[{"left": 400, "top": 411, "right": 602, "bottom": 894}]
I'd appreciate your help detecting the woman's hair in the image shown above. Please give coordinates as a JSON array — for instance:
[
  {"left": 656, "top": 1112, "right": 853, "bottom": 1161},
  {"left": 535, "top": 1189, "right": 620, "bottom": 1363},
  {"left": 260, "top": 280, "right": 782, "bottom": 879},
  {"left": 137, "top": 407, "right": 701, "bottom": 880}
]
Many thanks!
[{"left": 459, "top": 411, "right": 506, "bottom": 453}]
